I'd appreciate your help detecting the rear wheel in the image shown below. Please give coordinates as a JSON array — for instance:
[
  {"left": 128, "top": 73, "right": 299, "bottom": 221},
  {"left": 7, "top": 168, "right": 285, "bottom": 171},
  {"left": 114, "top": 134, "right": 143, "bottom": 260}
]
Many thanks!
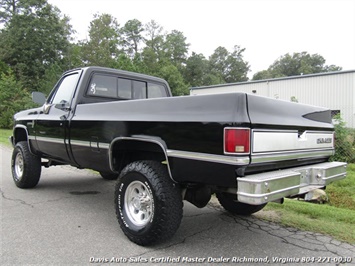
[
  {"left": 114, "top": 161, "right": 183, "bottom": 246},
  {"left": 216, "top": 192, "right": 266, "bottom": 215},
  {"left": 11, "top": 141, "right": 41, "bottom": 188}
]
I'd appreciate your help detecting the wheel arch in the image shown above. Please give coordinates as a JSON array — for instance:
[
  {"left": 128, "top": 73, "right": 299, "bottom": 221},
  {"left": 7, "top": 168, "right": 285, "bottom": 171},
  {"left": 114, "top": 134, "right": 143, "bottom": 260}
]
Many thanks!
[
  {"left": 13, "top": 125, "right": 29, "bottom": 144},
  {"left": 12, "top": 125, "right": 39, "bottom": 156},
  {"left": 109, "top": 136, "right": 175, "bottom": 182}
]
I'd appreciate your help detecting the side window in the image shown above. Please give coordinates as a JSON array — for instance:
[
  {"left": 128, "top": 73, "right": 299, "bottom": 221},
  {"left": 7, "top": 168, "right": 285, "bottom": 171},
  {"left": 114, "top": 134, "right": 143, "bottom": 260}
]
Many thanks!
[
  {"left": 50, "top": 73, "right": 79, "bottom": 105},
  {"left": 87, "top": 74, "right": 117, "bottom": 98},
  {"left": 148, "top": 83, "right": 168, "bottom": 98}
]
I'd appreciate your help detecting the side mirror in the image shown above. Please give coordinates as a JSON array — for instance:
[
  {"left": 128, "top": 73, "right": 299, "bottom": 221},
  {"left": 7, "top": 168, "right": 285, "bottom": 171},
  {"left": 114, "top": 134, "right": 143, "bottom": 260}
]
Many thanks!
[
  {"left": 32, "top": 92, "right": 46, "bottom": 105},
  {"left": 55, "top": 101, "right": 71, "bottom": 112}
]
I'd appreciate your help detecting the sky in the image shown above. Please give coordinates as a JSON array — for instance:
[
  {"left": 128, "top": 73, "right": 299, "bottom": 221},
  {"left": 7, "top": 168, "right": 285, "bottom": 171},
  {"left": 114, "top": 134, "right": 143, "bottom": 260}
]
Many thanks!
[{"left": 48, "top": 0, "right": 355, "bottom": 78}]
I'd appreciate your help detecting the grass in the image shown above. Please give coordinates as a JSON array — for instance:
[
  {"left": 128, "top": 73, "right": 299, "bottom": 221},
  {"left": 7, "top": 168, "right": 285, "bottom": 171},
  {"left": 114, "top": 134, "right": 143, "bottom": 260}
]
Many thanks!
[
  {"left": 1, "top": 128, "right": 354, "bottom": 243},
  {"left": 326, "top": 163, "right": 355, "bottom": 210},
  {"left": 0, "top": 128, "right": 12, "bottom": 146},
  {"left": 262, "top": 200, "right": 355, "bottom": 244},
  {"left": 260, "top": 164, "right": 355, "bottom": 244}
]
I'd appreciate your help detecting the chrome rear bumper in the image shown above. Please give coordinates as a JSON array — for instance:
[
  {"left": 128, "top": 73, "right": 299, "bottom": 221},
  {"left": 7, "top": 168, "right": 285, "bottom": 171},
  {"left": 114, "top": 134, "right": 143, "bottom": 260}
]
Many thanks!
[{"left": 237, "top": 161, "right": 347, "bottom": 205}]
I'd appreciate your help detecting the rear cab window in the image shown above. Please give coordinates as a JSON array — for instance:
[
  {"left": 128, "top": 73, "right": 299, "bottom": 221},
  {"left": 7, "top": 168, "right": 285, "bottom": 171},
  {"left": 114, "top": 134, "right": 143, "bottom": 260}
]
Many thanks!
[{"left": 86, "top": 73, "right": 168, "bottom": 102}]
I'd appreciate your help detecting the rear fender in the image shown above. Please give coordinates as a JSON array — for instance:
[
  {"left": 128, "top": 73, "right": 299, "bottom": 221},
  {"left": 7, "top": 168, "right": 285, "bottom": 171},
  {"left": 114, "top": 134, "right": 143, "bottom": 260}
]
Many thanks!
[{"left": 109, "top": 136, "right": 175, "bottom": 182}]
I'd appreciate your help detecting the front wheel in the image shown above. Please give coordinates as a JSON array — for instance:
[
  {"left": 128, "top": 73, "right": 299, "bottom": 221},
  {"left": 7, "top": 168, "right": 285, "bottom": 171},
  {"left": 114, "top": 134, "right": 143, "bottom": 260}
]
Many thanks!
[
  {"left": 114, "top": 161, "right": 183, "bottom": 246},
  {"left": 216, "top": 192, "right": 266, "bottom": 215},
  {"left": 11, "top": 141, "right": 41, "bottom": 188}
]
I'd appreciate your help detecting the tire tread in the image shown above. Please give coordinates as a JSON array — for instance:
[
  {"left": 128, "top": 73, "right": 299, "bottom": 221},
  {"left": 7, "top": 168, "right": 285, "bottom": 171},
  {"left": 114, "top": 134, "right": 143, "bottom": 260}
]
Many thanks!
[
  {"left": 11, "top": 141, "right": 41, "bottom": 188},
  {"left": 115, "top": 160, "right": 183, "bottom": 245}
]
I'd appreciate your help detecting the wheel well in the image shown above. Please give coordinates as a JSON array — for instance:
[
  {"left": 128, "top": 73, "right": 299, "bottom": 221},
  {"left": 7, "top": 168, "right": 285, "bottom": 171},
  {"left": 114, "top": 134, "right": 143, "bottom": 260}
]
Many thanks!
[
  {"left": 110, "top": 139, "right": 169, "bottom": 174},
  {"left": 14, "top": 127, "right": 28, "bottom": 144}
]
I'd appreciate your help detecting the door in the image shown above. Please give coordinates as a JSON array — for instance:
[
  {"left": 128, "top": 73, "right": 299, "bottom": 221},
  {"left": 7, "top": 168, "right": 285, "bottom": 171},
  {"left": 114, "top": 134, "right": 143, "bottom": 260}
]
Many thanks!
[{"left": 35, "top": 72, "right": 79, "bottom": 162}]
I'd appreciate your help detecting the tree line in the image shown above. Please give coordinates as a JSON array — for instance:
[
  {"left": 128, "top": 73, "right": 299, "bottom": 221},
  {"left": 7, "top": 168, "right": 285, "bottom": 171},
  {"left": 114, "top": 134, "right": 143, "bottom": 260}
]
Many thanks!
[{"left": 0, "top": 0, "right": 342, "bottom": 128}]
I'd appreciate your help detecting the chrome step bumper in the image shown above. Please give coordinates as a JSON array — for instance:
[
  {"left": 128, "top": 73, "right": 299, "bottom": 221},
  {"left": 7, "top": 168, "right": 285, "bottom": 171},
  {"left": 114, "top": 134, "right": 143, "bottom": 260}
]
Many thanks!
[{"left": 237, "top": 162, "right": 347, "bottom": 205}]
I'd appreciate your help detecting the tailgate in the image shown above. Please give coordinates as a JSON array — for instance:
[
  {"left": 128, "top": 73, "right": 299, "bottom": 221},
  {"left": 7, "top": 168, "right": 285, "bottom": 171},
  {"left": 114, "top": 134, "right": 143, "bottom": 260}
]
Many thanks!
[{"left": 246, "top": 94, "right": 334, "bottom": 164}]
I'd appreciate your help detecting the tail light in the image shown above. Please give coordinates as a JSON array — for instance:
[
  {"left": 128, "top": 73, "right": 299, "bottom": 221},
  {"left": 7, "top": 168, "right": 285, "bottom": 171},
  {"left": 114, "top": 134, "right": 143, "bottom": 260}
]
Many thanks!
[{"left": 224, "top": 128, "right": 250, "bottom": 154}]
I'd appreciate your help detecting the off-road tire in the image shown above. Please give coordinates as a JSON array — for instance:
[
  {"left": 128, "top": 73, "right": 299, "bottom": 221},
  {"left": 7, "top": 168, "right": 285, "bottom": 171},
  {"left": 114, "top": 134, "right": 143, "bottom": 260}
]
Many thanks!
[
  {"left": 114, "top": 160, "right": 182, "bottom": 246},
  {"left": 99, "top": 172, "right": 119, "bottom": 180},
  {"left": 11, "top": 141, "right": 41, "bottom": 188},
  {"left": 216, "top": 192, "right": 266, "bottom": 215}
]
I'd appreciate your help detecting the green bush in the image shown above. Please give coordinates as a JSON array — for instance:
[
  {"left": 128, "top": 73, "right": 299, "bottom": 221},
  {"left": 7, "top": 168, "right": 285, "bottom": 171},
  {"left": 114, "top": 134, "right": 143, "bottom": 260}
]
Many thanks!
[
  {"left": 0, "top": 71, "right": 33, "bottom": 129},
  {"left": 330, "top": 114, "right": 355, "bottom": 163}
]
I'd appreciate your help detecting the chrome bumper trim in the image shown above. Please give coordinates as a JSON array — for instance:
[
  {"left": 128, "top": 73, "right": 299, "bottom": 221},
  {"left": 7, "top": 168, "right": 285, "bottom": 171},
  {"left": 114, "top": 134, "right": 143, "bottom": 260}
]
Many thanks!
[{"left": 237, "top": 161, "right": 347, "bottom": 205}]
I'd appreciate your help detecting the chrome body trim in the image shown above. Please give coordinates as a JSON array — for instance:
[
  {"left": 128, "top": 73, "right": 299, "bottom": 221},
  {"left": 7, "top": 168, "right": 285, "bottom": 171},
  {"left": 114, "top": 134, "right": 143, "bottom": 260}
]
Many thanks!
[
  {"left": 251, "top": 149, "right": 334, "bottom": 164},
  {"left": 39, "top": 138, "right": 111, "bottom": 150},
  {"left": 35, "top": 136, "right": 65, "bottom": 144},
  {"left": 99, "top": 143, "right": 110, "bottom": 149},
  {"left": 167, "top": 149, "right": 250, "bottom": 165},
  {"left": 237, "top": 161, "right": 347, "bottom": 205}
]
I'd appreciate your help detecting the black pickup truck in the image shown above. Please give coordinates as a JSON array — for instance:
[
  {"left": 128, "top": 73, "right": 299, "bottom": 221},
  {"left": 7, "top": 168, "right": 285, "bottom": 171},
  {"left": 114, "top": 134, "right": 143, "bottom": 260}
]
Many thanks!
[{"left": 10, "top": 66, "right": 347, "bottom": 245}]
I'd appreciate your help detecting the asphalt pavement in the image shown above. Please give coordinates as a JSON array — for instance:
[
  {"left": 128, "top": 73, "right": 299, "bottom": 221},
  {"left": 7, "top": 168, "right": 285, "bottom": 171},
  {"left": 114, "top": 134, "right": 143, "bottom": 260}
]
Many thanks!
[{"left": 1, "top": 144, "right": 354, "bottom": 265}]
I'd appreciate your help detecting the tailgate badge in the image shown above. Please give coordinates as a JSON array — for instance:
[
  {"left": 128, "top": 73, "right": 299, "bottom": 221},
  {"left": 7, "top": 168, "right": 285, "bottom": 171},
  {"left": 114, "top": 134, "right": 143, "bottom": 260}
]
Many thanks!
[{"left": 317, "top": 138, "right": 332, "bottom": 144}]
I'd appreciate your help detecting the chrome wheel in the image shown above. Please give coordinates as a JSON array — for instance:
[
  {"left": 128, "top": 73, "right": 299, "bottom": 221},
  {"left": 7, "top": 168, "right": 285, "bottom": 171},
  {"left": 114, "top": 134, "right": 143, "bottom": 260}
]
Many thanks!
[
  {"left": 124, "top": 181, "right": 153, "bottom": 227},
  {"left": 115, "top": 161, "right": 183, "bottom": 245},
  {"left": 14, "top": 152, "right": 24, "bottom": 181}
]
